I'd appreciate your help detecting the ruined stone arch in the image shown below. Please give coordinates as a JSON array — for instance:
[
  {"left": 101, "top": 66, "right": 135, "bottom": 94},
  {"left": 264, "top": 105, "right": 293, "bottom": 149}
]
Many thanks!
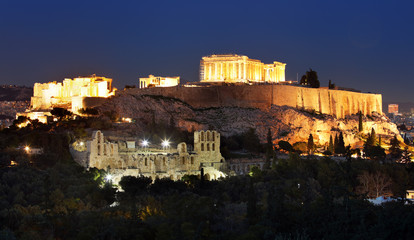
[
  {"left": 207, "top": 131, "right": 211, "bottom": 141},
  {"left": 207, "top": 143, "right": 210, "bottom": 151},
  {"left": 201, "top": 131, "right": 205, "bottom": 141},
  {"left": 201, "top": 143, "right": 204, "bottom": 151},
  {"left": 212, "top": 143, "right": 215, "bottom": 151}
]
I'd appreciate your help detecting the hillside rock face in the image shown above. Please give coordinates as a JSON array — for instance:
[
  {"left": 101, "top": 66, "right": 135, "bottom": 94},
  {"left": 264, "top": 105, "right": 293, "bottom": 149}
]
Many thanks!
[{"left": 97, "top": 93, "right": 400, "bottom": 148}]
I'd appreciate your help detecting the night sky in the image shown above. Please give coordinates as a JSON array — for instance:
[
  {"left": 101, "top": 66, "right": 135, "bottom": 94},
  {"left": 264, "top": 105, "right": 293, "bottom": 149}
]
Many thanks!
[{"left": 0, "top": 0, "right": 413, "bottom": 102}]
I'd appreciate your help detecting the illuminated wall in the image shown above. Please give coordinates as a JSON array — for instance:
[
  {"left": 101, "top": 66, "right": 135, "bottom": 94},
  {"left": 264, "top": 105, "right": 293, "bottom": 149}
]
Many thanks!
[
  {"left": 31, "top": 74, "right": 115, "bottom": 112},
  {"left": 139, "top": 75, "right": 180, "bottom": 88},
  {"left": 200, "top": 54, "right": 286, "bottom": 83},
  {"left": 133, "top": 84, "right": 382, "bottom": 119}
]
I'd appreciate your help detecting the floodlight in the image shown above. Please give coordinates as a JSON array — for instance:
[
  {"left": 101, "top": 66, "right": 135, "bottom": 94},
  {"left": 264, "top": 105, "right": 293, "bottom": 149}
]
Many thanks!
[{"left": 162, "top": 140, "right": 170, "bottom": 147}]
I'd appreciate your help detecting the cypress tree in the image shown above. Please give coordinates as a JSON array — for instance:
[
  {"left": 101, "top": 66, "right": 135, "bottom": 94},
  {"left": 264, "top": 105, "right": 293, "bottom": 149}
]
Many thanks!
[
  {"left": 336, "top": 132, "right": 345, "bottom": 154},
  {"left": 307, "top": 134, "right": 314, "bottom": 155},
  {"left": 370, "top": 128, "right": 377, "bottom": 146},
  {"left": 334, "top": 134, "right": 339, "bottom": 154},
  {"left": 264, "top": 129, "right": 272, "bottom": 170},
  {"left": 328, "top": 135, "right": 334, "bottom": 153},
  {"left": 358, "top": 111, "right": 363, "bottom": 132},
  {"left": 247, "top": 178, "right": 257, "bottom": 225}
]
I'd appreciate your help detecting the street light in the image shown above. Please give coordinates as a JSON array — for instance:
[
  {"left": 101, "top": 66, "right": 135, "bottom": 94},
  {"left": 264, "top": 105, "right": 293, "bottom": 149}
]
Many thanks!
[
  {"left": 142, "top": 140, "right": 149, "bottom": 147},
  {"left": 24, "top": 146, "right": 30, "bottom": 152}
]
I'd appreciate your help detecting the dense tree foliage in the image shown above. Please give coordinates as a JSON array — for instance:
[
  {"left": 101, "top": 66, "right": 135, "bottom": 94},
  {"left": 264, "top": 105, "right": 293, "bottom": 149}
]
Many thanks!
[
  {"left": 2, "top": 119, "right": 414, "bottom": 239},
  {"left": 300, "top": 68, "right": 320, "bottom": 88}
]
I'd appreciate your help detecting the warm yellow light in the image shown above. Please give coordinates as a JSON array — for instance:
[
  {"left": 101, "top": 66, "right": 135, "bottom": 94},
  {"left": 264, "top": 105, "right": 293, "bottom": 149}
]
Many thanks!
[
  {"left": 24, "top": 146, "right": 30, "bottom": 152},
  {"left": 122, "top": 117, "right": 132, "bottom": 123}
]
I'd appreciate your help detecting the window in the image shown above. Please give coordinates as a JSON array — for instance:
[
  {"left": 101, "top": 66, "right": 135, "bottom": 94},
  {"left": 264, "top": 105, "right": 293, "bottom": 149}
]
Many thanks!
[
  {"left": 212, "top": 143, "right": 215, "bottom": 151},
  {"left": 97, "top": 145, "right": 101, "bottom": 155},
  {"left": 207, "top": 143, "right": 210, "bottom": 151},
  {"left": 201, "top": 143, "right": 204, "bottom": 151},
  {"left": 201, "top": 132, "right": 204, "bottom": 141},
  {"left": 145, "top": 158, "right": 148, "bottom": 166}
]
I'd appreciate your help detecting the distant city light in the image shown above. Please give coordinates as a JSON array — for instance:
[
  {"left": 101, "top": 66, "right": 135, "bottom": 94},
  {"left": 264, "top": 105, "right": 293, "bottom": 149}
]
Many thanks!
[
  {"left": 24, "top": 146, "right": 30, "bottom": 152},
  {"left": 141, "top": 140, "right": 149, "bottom": 147}
]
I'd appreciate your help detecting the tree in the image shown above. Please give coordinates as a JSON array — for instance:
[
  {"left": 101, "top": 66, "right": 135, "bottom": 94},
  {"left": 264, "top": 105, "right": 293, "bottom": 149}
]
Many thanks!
[
  {"left": 356, "top": 171, "right": 392, "bottom": 198},
  {"left": 328, "top": 134, "right": 334, "bottom": 154},
  {"left": 119, "top": 176, "right": 152, "bottom": 196},
  {"left": 307, "top": 134, "right": 314, "bottom": 155},
  {"left": 78, "top": 107, "right": 99, "bottom": 116},
  {"left": 264, "top": 129, "right": 273, "bottom": 170},
  {"left": 389, "top": 135, "right": 402, "bottom": 159},
  {"left": 242, "top": 128, "right": 261, "bottom": 153},
  {"left": 364, "top": 145, "right": 386, "bottom": 161},
  {"left": 328, "top": 80, "right": 335, "bottom": 89},
  {"left": 358, "top": 111, "right": 363, "bottom": 132},
  {"left": 333, "top": 134, "right": 339, "bottom": 154},
  {"left": 300, "top": 68, "right": 320, "bottom": 88},
  {"left": 51, "top": 107, "right": 72, "bottom": 121},
  {"left": 335, "top": 132, "right": 345, "bottom": 155},
  {"left": 370, "top": 128, "right": 377, "bottom": 146},
  {"left": 246, "top": 178, "right": 257, "bottom": 225},
  {"left": 278, "top": 140, "right": 293, "bottom": 152}
]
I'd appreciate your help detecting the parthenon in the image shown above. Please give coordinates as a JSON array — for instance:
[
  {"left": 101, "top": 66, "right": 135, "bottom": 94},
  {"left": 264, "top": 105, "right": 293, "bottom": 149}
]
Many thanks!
[{"left": 200, "top": 54, "right": 286, "bottom": 83}]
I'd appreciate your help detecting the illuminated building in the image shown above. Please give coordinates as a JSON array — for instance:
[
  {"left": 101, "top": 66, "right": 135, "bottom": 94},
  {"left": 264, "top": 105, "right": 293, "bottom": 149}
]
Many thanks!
[
  {"left": 200, "top": 54, "right": 286, "bottom": 83},
  {"left": 388, "top": 104, "right": 399, "bottom": 114},
  {"left": 70, "top": 130, "right": 227, "bottom": 183},
  {"left": 30, "top": 74, "right": 115, "bottom": 113},
  {"left": 139, "top": 75, "right": 180, "bottom": 88}
]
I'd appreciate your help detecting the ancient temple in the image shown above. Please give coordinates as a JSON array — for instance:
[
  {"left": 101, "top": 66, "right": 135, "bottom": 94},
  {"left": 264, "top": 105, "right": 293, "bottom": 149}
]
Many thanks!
[{"left": 200, "top": 54, "right": 286, "bottom": 84}]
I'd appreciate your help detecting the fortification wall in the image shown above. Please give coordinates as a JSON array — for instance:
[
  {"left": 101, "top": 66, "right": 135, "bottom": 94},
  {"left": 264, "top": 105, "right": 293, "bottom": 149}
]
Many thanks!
[{"left": 123, "top": 85, "right": 382, "bottom": 118}]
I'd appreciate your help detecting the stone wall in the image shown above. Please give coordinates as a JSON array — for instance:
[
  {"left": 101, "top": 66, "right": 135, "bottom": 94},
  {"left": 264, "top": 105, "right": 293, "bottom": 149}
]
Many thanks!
[{"left": 123, "top": 84, "right": 382, "bottom": 118}]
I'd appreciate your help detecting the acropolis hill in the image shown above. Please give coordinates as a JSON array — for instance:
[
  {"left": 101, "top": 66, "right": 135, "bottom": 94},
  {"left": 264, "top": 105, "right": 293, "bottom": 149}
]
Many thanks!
[
  {"left": 124, "top": 84, "right": 382, "bottom": 119},
  {"left": 131, "top": 54, "right": 382, "bottom": 119}
]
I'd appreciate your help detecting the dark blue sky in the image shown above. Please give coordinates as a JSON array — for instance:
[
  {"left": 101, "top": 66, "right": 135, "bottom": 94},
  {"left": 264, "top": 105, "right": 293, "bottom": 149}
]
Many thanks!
[{"left": 0, "top": 0, "right": 413, "bottom": 102}]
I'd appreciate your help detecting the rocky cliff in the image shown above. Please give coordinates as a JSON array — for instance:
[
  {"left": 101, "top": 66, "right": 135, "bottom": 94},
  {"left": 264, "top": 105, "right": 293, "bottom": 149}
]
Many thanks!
[{"left": 97, "top": 92, "right": 400, "bottom": 148}]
